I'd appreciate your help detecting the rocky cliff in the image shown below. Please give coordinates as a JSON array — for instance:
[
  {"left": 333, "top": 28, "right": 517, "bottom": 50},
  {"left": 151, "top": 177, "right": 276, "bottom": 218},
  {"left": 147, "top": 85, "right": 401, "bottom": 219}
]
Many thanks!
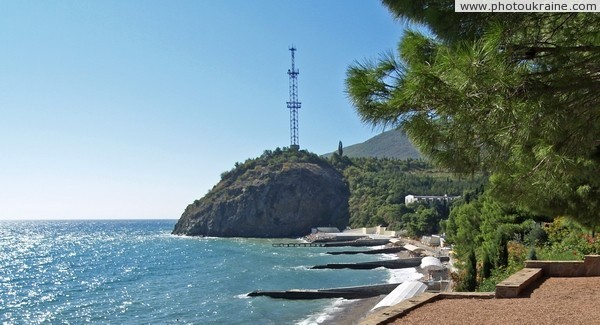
[{"left": 172, "top": 150, "right": 350, "bottom": 238}]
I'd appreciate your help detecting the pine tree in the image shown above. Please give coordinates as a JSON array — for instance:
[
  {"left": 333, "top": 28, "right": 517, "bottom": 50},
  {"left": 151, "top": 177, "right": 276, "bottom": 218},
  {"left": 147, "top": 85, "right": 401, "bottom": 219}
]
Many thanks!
[{"left": 346, "top": 2, "right": 600, "bottom": 229}]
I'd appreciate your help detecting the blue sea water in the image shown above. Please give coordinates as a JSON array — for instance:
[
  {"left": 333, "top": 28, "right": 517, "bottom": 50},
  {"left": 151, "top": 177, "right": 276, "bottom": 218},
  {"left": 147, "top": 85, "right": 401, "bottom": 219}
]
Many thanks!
[{"left": 0, "top": 220, "right": 420, "bottom": 324}]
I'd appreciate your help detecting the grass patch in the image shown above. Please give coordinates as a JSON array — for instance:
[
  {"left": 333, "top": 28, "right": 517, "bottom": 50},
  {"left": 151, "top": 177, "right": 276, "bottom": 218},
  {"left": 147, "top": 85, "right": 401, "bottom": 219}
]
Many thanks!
[{"left": 535, "top": 247, "right": 584, "bottom": 261}]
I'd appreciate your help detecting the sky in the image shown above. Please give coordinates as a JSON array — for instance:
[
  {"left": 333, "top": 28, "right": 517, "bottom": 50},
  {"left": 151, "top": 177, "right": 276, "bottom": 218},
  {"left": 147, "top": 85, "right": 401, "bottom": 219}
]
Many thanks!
[{"left": 0, "top": 0, "right": 409, "bottom": 220}]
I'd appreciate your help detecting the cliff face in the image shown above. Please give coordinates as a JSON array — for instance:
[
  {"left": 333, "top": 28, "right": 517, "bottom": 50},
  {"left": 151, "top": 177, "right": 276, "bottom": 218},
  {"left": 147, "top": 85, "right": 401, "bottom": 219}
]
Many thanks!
[{"left": 172, "top": 160, "right": 350, "bottom": 238}]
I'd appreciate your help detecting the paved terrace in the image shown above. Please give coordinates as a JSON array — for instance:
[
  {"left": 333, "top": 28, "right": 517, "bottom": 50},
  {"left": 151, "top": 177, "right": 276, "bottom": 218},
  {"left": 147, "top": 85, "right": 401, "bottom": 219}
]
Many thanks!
[{"left": 362, "top": 255, "right": 600, "bottom": 325}]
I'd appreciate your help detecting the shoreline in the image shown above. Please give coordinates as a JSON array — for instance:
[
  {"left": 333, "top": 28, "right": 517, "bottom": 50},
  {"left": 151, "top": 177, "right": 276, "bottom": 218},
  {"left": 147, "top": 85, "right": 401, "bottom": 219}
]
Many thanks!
[
  {"left": 318, "top": 250, "right": 432, "bottom": 324},
  {"left": 320, "top": 295, "right": 385, "bottom": 325}
]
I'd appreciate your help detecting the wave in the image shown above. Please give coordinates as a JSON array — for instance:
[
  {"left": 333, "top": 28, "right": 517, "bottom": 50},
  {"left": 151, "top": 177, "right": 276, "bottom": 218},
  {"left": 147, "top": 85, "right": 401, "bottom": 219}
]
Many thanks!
[
  {"left": 272, "top": 265, "right": 311, "bottom": 271},
  {"left": 379, "top": 253, "right": 400, "bottom": 260},
  {"left": 387, "top": 267, "right": 424, "bottom": 284},
  {"left": 369, "top": 247, "right": 425, "bottom": 283},
  {"left": 234, "top": 293, "right": 251, "bottom": 299},
  {"left": 295, "top": 298, "right": 351, "bottom": 325}
]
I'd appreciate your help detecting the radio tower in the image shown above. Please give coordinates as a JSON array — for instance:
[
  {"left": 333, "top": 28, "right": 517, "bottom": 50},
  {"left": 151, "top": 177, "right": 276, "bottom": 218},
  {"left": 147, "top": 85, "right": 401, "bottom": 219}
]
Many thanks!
[{"left": 287, "top": 46, "right": 301, "bottom": 151}]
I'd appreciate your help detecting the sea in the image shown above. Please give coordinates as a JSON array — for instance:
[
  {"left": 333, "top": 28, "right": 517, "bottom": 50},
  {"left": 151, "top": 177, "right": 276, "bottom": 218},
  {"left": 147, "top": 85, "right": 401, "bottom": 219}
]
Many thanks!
[{"left": 0, "top": 220, "right": 422, "bottom": 324}]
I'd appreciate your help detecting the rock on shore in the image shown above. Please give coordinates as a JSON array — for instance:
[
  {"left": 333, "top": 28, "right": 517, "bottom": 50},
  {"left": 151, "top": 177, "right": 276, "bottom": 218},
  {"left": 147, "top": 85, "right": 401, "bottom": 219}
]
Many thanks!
[{"left": 172, "top": 153, "right": 350, "bottom": 238}]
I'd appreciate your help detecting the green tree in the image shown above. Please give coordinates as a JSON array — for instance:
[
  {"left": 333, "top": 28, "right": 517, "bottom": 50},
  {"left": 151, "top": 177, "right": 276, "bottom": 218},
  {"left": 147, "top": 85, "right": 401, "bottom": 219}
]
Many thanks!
[
  {"left": 346, "top": 2, "right": 600, "bottom": 229},
  {"left": 481, "top": 250, "right": 492, "bottom": 279},
  {"left": 457, "top": 248, "right": 478, "bottom": 292},
  {"left": 445, "top": 191, "right": 544, "bottom": 286}
]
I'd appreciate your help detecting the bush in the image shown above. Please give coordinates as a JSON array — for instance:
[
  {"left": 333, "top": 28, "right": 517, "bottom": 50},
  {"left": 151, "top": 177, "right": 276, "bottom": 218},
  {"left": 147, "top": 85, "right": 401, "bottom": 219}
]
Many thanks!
[
  {"left": 477, "top": 263, "right": 524, "bottom": 292},
  {"left": 536, "top": 246, "right": 585, "bottom": 261},
  {"left": 477, "top": 241, "right": 527, "bottom": 292},
  {"left": 540, "top": 217, "right": 600, "bottom": 259},
  {"left": 527, "top": 246, "right": 537, "bottom": 260}
]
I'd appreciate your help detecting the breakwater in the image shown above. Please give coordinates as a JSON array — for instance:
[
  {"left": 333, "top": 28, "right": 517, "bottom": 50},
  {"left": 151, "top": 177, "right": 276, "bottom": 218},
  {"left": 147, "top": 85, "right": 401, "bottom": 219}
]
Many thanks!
[
  {"left": 312, "top": 256, "right": 450, "bottom": 270},
  {"left": 272, "top": 239, "right": 391, "bottom": 248},
  {"left": 248, "top": 283, "right": 400, "bottom": 300},
  {"left": 272, "top": 242, "right": 326, "bottom": 247},
  {"left": 326, "top": 246, "right": 405, "bottom": 255}
]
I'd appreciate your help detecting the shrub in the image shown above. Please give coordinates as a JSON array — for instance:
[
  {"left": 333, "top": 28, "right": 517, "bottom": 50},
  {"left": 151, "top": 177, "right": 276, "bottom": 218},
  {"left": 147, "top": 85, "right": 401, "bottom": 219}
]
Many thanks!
[{"left": 527, "top": 246, "right": 537, "bottom": 260}]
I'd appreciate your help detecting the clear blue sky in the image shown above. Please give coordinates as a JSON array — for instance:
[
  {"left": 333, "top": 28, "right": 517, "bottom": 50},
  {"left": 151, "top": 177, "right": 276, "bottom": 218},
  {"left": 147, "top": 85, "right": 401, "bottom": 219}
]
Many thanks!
[{"left": 0, "top": 0, "right": 408, "bottom": 220}]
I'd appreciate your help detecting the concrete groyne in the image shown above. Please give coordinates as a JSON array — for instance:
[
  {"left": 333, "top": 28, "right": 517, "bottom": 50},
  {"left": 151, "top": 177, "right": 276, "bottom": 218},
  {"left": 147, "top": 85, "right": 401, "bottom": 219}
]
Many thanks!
[
  {"left": 311, "top": 256, "right": 450, "bottom": 270},
  {"left": 272, "top": 243, "right": 326, "bottom": 247},
  {"left": 272, "top": 238, "right": 391, "bottom": 248},
  {"left": 326, "top": 246, "right": 405, "bottom": 255},
  {"left": 247, "top": 281, "right": 447, "bottom": 300},
  {"left": 248, "top": 283, "right": 400, "bottom": 300},
  {"left": 322, "top": 239, "right": 391, "bottom": 247}
]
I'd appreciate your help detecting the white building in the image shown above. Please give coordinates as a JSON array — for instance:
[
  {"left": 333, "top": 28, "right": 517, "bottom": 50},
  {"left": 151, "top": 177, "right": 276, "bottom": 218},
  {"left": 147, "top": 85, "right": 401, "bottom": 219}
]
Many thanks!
[{"left": 405, "top": 194, "right": 460, "bottom": 205}]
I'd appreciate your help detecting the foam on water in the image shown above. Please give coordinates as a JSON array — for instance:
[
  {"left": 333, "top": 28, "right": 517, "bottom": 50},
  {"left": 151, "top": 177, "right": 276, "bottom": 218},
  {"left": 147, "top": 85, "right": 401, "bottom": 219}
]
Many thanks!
[
  {"left": 296, "top": 298, "right": 351, "bottom": 325},
  {"left": 295, "top": 243, "right": 425, "bottom": 324},
  {"left": 388, "top": 267, "right": 424, "bottom": 283}
]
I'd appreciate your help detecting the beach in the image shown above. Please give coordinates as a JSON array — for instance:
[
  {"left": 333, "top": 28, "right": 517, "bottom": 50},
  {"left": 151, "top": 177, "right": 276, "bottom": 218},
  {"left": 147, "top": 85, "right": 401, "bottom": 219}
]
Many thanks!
[
  {"left": 318, "top": 249, "right": 433, "bottom": 325},
  {"left": 322, "top": 296, "right": 385, "bottom": 325}
]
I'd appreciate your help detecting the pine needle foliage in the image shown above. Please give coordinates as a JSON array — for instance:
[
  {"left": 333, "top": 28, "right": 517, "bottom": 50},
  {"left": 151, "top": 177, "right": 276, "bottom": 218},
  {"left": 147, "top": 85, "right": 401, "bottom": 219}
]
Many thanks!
[{"left": 346, "top": 1, "right": 600, "bottom": 229}]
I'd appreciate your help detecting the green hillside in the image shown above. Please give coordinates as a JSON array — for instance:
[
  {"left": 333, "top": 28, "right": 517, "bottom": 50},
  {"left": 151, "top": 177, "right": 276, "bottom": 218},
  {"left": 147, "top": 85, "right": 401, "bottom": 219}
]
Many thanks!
[
  {"left": 324, "top": 129, "right": 421, "bottom": 159},
  {"left": 330, "top": 155, "right": 486, "bottom": 234}
]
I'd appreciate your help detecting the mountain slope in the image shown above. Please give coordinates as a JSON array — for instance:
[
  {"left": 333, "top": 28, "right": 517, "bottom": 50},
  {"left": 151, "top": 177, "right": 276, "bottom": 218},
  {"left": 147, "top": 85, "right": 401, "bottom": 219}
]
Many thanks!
[
  {"left": 326, "top": 129, "right": 422, "bottom": 159},
  {"left": 172, "top": 149, "right": 349, "bottom": 237}
]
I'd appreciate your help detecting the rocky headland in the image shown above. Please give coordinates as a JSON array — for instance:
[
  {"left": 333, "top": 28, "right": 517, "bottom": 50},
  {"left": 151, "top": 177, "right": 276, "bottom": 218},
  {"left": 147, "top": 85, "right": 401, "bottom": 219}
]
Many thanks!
[{"left": 172, "top": 149, "right": 350, "bottom": 238}]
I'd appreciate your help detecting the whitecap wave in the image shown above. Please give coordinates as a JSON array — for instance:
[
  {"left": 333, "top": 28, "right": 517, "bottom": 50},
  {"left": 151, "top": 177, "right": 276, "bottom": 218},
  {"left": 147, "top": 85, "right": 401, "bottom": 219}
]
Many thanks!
[
  {"left": 290, "top": 265, "right": 311, "bottom": 271},
  {"left": 378, "top": 253, "right": 399, "bottom": 260},
  {"left": 295, "top": 298, "right": 351, "bottom": 325},
  {"left": 234, "top": 293, "right": 251, "bottom": 299},
  {"left": 387, "top": 267, "right": 424, "bottom": 284},
  {"left": 272, "top": 265, "right": 310, "bottom": 271}
]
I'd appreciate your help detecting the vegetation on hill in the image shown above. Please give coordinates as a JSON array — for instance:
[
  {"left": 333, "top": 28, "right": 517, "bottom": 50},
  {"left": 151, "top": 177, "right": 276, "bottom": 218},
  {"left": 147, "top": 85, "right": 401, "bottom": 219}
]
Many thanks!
[
  {"left": 202, "top": 148, "right": 340, "bottom": 214},
  {"left": 325, "top": 129, "right": 422, "bottom": 160},
  {"left": 219, "top": 147, "right": 329, "bottom": 183},
  {"left": 330, "top": 152, "right": 485, "bottom": 235}
]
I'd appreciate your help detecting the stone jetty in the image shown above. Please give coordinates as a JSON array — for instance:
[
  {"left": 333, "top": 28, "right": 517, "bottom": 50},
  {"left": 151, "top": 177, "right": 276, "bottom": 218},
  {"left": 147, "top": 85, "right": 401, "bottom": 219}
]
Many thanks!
[
  {"left": 311, "top": 256, "right": 450, "bottom": 270},
  {"left": 272, "top": 238, "right": 392, "bottom": 248},
  {"left": 326, "top": 246, "right": 405, "bottom": 255},
  {"left": 247, "top": 283, "right": 400, "bottom": 300}
]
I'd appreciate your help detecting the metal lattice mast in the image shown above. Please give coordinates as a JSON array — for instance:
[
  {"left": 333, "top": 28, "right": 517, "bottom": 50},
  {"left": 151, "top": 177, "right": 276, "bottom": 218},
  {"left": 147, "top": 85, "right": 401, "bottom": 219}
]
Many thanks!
[{"left": 286, "top": 46, "right": 301, "bottom": 150}]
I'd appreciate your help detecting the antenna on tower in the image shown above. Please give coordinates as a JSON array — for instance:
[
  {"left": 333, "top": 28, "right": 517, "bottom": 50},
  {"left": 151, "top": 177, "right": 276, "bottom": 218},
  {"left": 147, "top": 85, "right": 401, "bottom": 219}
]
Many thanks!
[{"left": 286, "top": 46, "right": 301, "bottom": 151}]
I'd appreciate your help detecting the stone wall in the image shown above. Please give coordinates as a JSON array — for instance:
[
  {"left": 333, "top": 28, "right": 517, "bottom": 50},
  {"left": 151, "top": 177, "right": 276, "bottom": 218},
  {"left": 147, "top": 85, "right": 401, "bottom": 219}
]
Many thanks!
[{"left": 526, "top": 255, "right": 600, "bottom": 277}]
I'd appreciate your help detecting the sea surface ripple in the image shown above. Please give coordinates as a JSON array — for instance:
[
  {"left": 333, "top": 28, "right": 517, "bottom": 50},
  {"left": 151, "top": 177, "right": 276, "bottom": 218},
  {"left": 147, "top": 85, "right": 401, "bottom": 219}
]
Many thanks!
[{"left": 0, "top": 220, "right": 415, "bottom": 324}]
